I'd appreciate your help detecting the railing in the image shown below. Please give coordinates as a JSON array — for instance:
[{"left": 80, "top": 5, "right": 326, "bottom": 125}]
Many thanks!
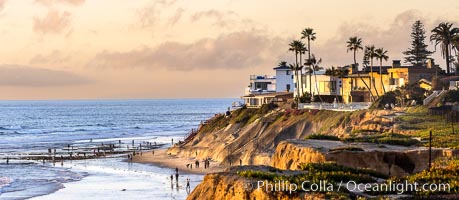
[
  {"left": 299, "top": 102, "right": 371, "bottom": 111},
  {"left": 250, "top": 75, "right": 276, "bottom": 80},
  {"left": 423, "top": 90, "right": 446, "bottom": 106},
  {"left": 245, "top": 88, "right": 276, "bottom": 95}
]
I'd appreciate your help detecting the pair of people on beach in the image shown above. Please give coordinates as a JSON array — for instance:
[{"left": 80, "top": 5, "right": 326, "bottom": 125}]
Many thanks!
[{"left": 203, "top": 159, "right": 210, "bottom": 169}]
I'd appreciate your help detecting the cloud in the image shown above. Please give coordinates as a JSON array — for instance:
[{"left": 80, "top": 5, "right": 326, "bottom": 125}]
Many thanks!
[
  {"left": 190, "top": 10, "right": 238, "bottom": 27},
  {"left": 137, "top": 0, "right": 178, "bottom": 28},
  {"left": 315, "top": 10, "right": 459, "bottom": 67},
  {"left": 34, "top": 0, "right": 85, "bottom": 6},
  {"left": 0, "top": 0, "right": 6, "bottom": 12},
  {"left": 29, "top": 50, "right": 70, "bottom": 65},
  {"left": 87, "top": 30, "right": 288, "bottom": 71},
  {"left": 33, "top": 10, "right": 72, "bottom": 34},
  {"left": 168, "top": 8, "right": 185, "bottom": 27},
  {"left": 0, "top": 65, "right": 92, "bottom": 87}
]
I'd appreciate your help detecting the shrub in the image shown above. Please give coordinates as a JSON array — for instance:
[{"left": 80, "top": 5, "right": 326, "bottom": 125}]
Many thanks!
[
  {"left": 343, "top": 133, "right": 420, "bottom": 147},
  {"left": 444, "top": 90, "right": 459, "bottom": 103},
  {"left": 370, "top": 91, "right": 397, "bottom": 109},
  {"left": 329, "top": 146, "right": 364, "bottom": 152},
  {"left": 306, "top": 134, "right": 340, "bottom": 141}
]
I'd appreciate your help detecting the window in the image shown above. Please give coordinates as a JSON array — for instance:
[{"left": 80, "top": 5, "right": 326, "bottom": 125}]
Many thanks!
[
  {"left": 286, "top": 71, "right": 290, "bottom": 75},
  {"left": 319, "top": 81, "right": 337, "bottom": 93},
  {"left": 291, "top": 75, "right": 294, "bottom": 79},
  {"left": 286, "top": 84, "right": 291, "bottom": 91}
]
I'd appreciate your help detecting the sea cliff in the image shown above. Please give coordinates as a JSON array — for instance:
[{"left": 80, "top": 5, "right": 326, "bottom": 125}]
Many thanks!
[{"left": 168, "top": 105, "right": 458, "bottom": 199}]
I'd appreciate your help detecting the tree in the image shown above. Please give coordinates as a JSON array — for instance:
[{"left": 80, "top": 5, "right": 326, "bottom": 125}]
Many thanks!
[
  {"left": 288, "top": 40, "right": 307, "bottom": 107},
  {"left": 430, "top": 22, "right": 459, "bottom": 75},
  {"left": 278, "top": 61, "right": 288, "bottom": 67},
  {"left": 301, "top": 28, "right": 316, "bottom": 95},
  {"left": 365, "top": 45, "right": 379, "bottom": 99},
  {"left": 403, "top": 20, "right": 432, "bottom": 65},
  {"left": 453, "top": 35, "right": 459, "bottom": 73},
  {"left": 346, "top": 37, "right": 373, "bottom": 102},
  {"left": 307, "top": 54, "right": 324, "bottom": 103},
  {"left": 375, "top": 47, "right": 389, "bottom": 94},
  {"left": 297, "top": 42, "right": 307, "bottom": 95}
]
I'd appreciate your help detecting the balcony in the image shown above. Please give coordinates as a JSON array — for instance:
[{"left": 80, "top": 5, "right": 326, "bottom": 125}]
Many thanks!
[
  {"left": 245, "top": 87, "right": 276, "bottom": 95},
  {"left": 250, "top": 75, "right": 276, "bottom": 80}
]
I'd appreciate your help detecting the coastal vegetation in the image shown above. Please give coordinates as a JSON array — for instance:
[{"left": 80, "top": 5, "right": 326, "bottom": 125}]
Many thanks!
[
  {"left": 344, "top": 133, "right": 420, "bottom": 147},
  {"left": 397, "top": 106, "right": 459, "bottom": 148},
  {"left": 305, "top": 134, "right": 339, "bottom": 141},
  {"left": 364, "top": 157, "right": 459, "bottom": 197},
  {"left": 237, "top": 162, "right": 388, "bottom": 198},
  {"left": 405, "top": 157, "right": 459, "bottom": 196}
]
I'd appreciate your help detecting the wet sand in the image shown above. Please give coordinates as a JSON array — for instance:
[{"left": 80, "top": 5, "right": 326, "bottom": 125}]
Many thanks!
[{"left": 131, "top": 149, "right": 225, "bottom": 175}]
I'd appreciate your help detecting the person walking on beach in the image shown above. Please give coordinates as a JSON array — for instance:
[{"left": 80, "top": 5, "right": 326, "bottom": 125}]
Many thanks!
[
  {"left": 170, "top": 174, "right": 173, "bottom": 184},
  {"left": 175, "top": 173, "right": 179, "bottom": 182},
  {"left": 186, "top": 178, "right": 190, "bottom": 192},
  {"left": 171, "top": 138, "right": 174, "bottom": 145},
  {"left": 6, "top": 157, "right": 9, "bottom": 165}
]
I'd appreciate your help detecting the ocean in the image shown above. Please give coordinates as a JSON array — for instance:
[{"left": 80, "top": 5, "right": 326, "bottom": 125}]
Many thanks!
[{"left": 0, "top": 99, "right": 235, "bottom": 200}]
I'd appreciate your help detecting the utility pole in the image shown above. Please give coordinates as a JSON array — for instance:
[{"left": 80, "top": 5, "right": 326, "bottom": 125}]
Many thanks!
[
  {"left": 429, "top": 130, "right": 432, "bottom": 170},
  {"left": 451, "top": 111, "right": 456, "bottom": 134}
]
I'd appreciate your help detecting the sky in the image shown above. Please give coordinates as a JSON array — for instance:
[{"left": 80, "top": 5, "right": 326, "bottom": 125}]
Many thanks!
[{"left": 0, "top": 0, "right": 458, "bottom": 100}]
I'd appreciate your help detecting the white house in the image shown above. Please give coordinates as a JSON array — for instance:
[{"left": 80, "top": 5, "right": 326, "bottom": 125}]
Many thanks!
[
  {"left": 244, "top": 75, "right": 276, "bottom": 95},
  {"left": 273, "top": 65, "right": 294, "bottom": 93},
  {"left": 242, "top": 65, "right": 294, "bottom": 108},
  {"left": 244, "top": 66, "right": 294, "bottom": 95}
]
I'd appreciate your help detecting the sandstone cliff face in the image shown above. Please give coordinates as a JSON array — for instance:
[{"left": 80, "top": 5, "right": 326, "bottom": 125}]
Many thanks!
[
  {"left": 272, "top": 140, "right": 459, "bottom": 177},
  {"left": 177, "top": 107, "right": 457, "bottom": 199},
  {"left": 187, "top": 166, "right": 325, "bottom": 200},
  {"left": 168, "top": 109, "right": 397, "bottom": 168}
]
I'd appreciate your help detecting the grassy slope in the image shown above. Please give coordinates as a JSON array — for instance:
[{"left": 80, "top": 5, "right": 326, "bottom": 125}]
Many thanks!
[
  {"left": 397, "top": 106, "right": 459, "bottom": 148},
  {"left": 199, "top": 104, "right": 459, "bottom": 148}
]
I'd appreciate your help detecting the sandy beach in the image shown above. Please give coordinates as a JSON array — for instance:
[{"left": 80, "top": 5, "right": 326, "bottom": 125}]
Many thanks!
[{"left": 131, "top": 149, "right": 225, "bottom": 175}]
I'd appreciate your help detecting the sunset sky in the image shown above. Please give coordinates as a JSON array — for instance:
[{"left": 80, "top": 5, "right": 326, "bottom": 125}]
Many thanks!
[{"left": 0, "top": 0, "right": 458, "bottom": 100}]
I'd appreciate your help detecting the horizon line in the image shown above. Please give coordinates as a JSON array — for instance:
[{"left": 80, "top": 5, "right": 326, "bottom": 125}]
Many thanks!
[{"left": 0, "top": 97, "right": 240, "bottom": 101}]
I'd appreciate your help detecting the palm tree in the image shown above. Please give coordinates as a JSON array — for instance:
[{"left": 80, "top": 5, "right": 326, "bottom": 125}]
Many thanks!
[
  {"left": 365, "top": 45, "right": 379, "bottom": 98},
  {"left": 430, "top": 22, "right": 459, "bottom": 75},
  {"left": 297, "top": 42, "right": 307, "bottom": 96},
  {"left": 278, "top": 61, "right": 288, "bottom": 67},
  {"left": 307, "top": 54, "right": 324, "bottom": 103},
  {"left": 375, "top": 48, "right": 389, "bottom": 94},
  {"left": 288, "top": 40, "right": 306, "bottom": 107},
  {"left": 453, "top": 35, "right": 459, "bottom": 73},
  {"left": 301, "top": 28, "right": 316, "bottom": 95},
  {"left": 346, "top": 37, "right": 373, "bottom": 102}
]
